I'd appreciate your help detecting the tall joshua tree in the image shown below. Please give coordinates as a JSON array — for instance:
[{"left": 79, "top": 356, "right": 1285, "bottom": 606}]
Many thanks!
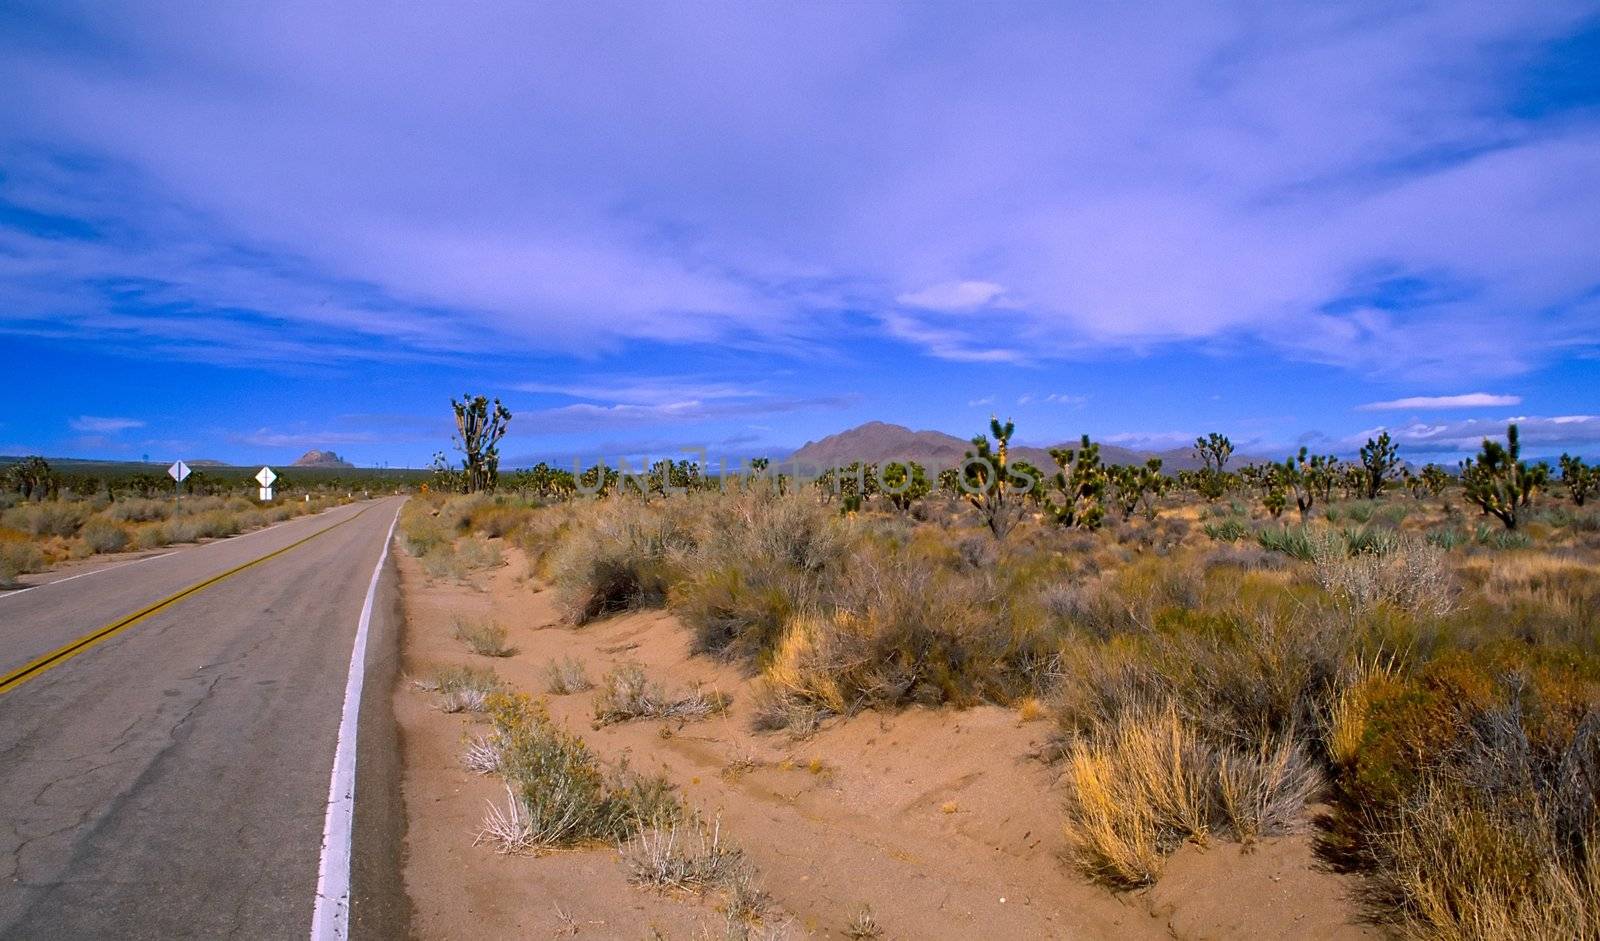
[
  {"left": 452, "top": 394, "right": 512, "bottom": 493},
  {"left": 1359, "top": 431, "right": 1400, "bottom": 499},
  {"left": 1460, "top": 424, "right": 1539, "bottom": 530},
  {"left": 963, "top": 417, "right": 1031, "bottom": 539},
  {"left": 1192, "top": 432, "right": 1234, "bottom": 502}
]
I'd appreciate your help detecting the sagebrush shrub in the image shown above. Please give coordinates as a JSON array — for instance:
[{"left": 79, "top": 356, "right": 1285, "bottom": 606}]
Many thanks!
[
  {"left": 548, "top": 498, "right": 690, "bottom": 623},
  {"left": 79, "top": 517, "right": 130, "bottom": 554},
  {"left": 476, "top": 693, "right": 677, "bottom": 852}
]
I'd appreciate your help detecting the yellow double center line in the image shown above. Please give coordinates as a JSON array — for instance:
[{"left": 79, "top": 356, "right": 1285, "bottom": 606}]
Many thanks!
[{"left": 0, "top": 504, "right": 373, "bottom": 696}]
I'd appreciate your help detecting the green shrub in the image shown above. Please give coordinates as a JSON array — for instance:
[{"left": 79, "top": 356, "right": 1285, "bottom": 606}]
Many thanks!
[
  {"left": 1202, "top": 518, "right": 1249, "bottom": 542},
  {"left": 1256, "top": 525, "right": 1315, "bottom": 561}
]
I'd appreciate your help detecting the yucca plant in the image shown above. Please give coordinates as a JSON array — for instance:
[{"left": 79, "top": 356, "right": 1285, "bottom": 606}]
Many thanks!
[
  {"left": 1559, "top": 453, "right": 1595, "bottom": 507},
  {"left": 1358, "top": 431, "right": 1400, "bottom": 499},
  {"left": 1459, "top": 424, "right": 1539, "bottom": 530},
  {"left": 1047, "top": 435, "right": 1107, "bottom": 530}
]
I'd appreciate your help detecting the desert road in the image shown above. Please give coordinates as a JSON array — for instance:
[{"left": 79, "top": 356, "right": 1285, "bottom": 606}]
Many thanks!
[{"left": 0, "top": 497, "right": 409, "bottom": 939}]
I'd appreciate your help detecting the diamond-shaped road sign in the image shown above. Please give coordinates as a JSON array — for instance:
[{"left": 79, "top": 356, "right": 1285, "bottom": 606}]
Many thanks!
[
  {"left": 168, "top": 460, "right": 191, "bottom": 483},
  {"left": 256, "top": 466, "right": 278, "bottom": 488}
]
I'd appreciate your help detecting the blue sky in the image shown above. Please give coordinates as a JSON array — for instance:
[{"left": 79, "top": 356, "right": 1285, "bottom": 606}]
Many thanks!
[{"left": 2, "top": 1, "right": 1598, "bottom": 468}]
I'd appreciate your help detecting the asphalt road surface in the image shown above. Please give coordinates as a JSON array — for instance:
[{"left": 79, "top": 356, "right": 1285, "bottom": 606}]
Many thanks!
[{"left": 0, "top": 497, "right": 410, "bottom": 939}]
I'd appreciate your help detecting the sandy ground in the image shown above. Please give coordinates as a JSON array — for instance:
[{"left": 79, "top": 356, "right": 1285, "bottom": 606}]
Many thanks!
[{"left": 394, "top": 538, "right": 1377, "bottom": 940}]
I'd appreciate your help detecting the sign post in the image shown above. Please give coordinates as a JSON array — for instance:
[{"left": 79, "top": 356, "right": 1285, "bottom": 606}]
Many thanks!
[
  {"left": 168, "top": 460, "right": 191, "bottom": 502},
  {"left": 255, "top": 466, "right": 277, "bottom": 502}
]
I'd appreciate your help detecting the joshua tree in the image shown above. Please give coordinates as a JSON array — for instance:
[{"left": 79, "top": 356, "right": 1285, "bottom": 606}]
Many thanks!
[
  {"left": 1192, "top": 433, "right": 1234, "bottom": 502},
  {"left": 5, "top": 456, "right": 56, "bottom": 501},
  {"left": 1359, "top": 431, "right": 1400, "bottom": 499},
  {"left": 879, "top": 461, "right": 931, "bottom": 513},
  {"left": 451, "top": 394, "right": 512, "bottom": 493},
  {"left": 1194, "top": 433, "right": 1234, "bottom": 474},
  {"left": 1046, "top": 435, "right": 1108, "bottom": 530},
  {"left": 1560, "top": 454, "right": 1595, "bottom": 507},
  {"left": 1419, "top": 464, "right": 1450, "bottom": 499},
  {"left": 962, "top": 417, "right": 1030, "bottom": 539},
  {"left": 1109, "top": 458, "right": 1166, "bottom": 520},
  {"left": 1276, "top": 448, "right": 1322, "bottom": 523},
  {"left": 1460, "top": 424, "right": 1540, "bottom": 530}
]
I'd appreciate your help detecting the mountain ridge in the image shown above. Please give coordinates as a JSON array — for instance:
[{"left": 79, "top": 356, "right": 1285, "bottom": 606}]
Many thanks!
[{"left": 788, "top": 421, "right": 1235, "bottom": 472}]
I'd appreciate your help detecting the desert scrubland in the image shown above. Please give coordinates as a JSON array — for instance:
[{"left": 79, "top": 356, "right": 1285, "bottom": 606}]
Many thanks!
[{"left": 394, "top": 425, "right": 1598, "bottom": 940}]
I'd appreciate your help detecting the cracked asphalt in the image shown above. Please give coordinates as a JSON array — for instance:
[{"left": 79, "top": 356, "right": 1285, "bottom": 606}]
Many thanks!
[{"left": 0, "top": 497, "right": 409, "bottom": 939}]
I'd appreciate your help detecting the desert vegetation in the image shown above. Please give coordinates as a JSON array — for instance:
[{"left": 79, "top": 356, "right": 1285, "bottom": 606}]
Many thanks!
[
  {"left": 400, "top": 419, "right": 1599, "bottom": 939},
  {"left": 0, "top": 456, "right": 369, "bottom": 586}
]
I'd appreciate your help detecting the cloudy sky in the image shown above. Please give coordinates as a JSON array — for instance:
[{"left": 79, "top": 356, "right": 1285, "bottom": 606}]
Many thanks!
[{"left": 2, "top": 1, "right": 1597, "bottom": 467}]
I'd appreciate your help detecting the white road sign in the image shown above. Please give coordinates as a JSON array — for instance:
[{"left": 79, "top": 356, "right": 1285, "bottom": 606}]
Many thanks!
[
  {"left": 168, "top": 460, "right": 191, "bottom": 483},
  {"left": 256, "top": 466, "right": 278, "bottom": 487}
]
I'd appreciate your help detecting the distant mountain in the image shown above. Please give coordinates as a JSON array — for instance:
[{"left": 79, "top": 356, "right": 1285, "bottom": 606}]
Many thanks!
[
  {"left": 293, "top": 449, "right": 353, "bottom": 468},
  {"left": 788, "top": 421, "right": 1244, "bottom": 472}
]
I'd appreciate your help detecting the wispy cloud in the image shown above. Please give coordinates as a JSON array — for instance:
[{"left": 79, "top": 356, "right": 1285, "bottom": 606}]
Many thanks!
[
  {"left": 1351, "top": 415, "right": 1600, "bottom": 453},
  {"left": 515, "top": 377, "right": 760, "bottom": 406},
  {"left": 232, "top": 428, "right": 383, "bottom": 449},
  {"left": 1102, "top": 431, "right": 1200, "bottom": 450},
  {"left": 521, "top": 393, "right": 857, "bottom": 433},
  {"left": 1358, "top": 393, "right": 1523, "bottom": 411},
  {"left": 69, "top": 415, "right": 144, "bottom": 433},
  {"left": 896, "top": 281, "right": 1006, "bottom": 312},
  {"left": 2, "top": 4, "right": 1592, "bottom": 379},
  {"left": 1019, "top": 393, "right": 1088, "bottom": 407}
]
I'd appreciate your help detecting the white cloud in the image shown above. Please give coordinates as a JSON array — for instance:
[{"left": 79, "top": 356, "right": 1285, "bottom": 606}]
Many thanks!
[
  {"left": 69, "top": 416, "right": 144, "bottom": 434},
  {"left": 516, "top": 377, "right": 760, "bottom": 406},
  {"left": 1102, "top": 431, "right": 1200, "bottom": 450},
  {"left": 1, "top": 4, "right": 1598, "bottom": 380},
  {"left": 896, "top": 281, "right": 1006, "bottom": 311},
  {"left": 234, "top": 429, "right": 381, "bottom": 449},
  {"left": 1351, "top": 415, "right": 1600, "bottom": 453},
  {"left": 1358, "top": 393, "right": 1523, "bottom": 411}
]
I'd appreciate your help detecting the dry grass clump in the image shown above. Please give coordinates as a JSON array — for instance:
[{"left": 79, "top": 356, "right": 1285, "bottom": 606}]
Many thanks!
[
  {"left": 1322, "top": 646, "right": 1600, "bottom": 938},
  {"left": 621, "top": 811, "right": 767, "bottom": 923},
  {"left": 414, "top": 664, "right": 503, "bottom": 713},
  {"left": 593, "top": 663, "right": 730, "bottom": 726},
  {"left": 78, "top": 517, "right": 130, "bottom": 553},
  {"left": 2, "top": 501, "right": 88, "bottom": 537},
  {"left": 543, "top": 655, "right": 594, "bottom": 694},
  {"left": 0, "top": 534, "right": 45, "bottom": 587},
  {"left": 671, "top": 491, "right": 846, "bottom": 659},
  {"left": 753, "top": 541, "right": 1054, "bottom": 727},
  {"left": 475, "top": 692, "right": 678, "bottom": 853},
  {"left": 453, "top": 616, "right": 514, "bottom": 657},
  {"left": 1311, "top": 530, "right": 1457, "bottom": 618},
  {"left": 843, "top": 906, "right": 883, "bottom": 939},
  {"left": 548, "top": 497, "right": 691, "bottom": 623},
  {"left": 1059, "top": 705, "right": 1320, "bottom": 887},
  {"left": 467, "top": 500, "right": 535, "bottom": 539}
]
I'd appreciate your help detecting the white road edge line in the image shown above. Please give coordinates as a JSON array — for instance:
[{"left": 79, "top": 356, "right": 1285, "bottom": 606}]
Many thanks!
[{"left": 311, "top": 503, "right": 401, "bottom": 941}]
